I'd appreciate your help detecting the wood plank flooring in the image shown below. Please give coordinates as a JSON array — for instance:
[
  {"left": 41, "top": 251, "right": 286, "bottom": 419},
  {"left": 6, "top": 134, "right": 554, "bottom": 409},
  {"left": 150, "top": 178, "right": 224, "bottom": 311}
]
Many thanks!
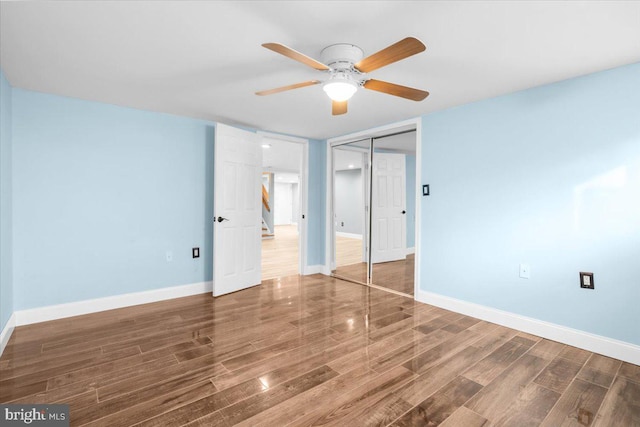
[
  {"left": 1, "top": 274, "right": 638, "bottom": 426},
  {"left": 335, "top": 255, "right": 415, "bottom": 296},
  {"left": 336, "top": 235, "right": 364, "bottom": 267},
  {"left": 262, "top": 224, "right": 299, "bottom": 280}
]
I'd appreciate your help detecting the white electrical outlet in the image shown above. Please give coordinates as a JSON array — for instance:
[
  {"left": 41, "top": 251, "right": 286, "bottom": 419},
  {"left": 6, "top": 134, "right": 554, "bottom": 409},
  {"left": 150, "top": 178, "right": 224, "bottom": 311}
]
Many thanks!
[
  {"left": 519, "top": 263, "right": 530, "bottom": 279},
  {"left": 166, "top": 251, "right": 173, "bottom": 262}
]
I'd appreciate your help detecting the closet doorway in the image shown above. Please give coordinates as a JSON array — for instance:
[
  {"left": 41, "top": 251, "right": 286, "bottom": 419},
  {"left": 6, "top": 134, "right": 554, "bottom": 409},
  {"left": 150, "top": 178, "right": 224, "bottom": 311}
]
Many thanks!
[{"left": 327, "top": 119, "right": 420, "bottom": 298}]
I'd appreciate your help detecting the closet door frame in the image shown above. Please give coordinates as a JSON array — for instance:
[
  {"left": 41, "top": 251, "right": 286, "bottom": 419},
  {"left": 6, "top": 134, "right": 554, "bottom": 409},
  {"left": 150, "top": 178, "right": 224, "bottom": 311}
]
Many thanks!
[{"left": 325, "top": 117, "right": 422, "bottom": 298}]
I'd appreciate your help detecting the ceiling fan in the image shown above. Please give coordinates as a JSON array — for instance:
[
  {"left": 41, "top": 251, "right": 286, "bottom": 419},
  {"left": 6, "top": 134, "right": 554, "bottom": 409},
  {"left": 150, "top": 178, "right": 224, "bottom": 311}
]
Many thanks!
[{"left": 256, "top": 37, "right": 429, "bottom": 115}]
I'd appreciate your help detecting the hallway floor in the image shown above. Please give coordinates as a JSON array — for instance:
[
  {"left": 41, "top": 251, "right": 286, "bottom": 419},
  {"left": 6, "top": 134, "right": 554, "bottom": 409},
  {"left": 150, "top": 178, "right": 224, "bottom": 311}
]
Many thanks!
[{"left": 261, "top": 224, "right": 299, "bottom": 280}]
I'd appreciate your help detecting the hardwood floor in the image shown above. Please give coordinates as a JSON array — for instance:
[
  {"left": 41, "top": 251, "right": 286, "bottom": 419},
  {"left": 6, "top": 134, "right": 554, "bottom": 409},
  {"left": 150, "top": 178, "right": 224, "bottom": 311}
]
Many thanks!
[
  {"left": 334, "top": 233, "right": 414, "bottom": 295},
  {"left": 262, "top": 224, "right": 299, "bottom": 280},
  {"left": 335, "top": 255, "right": 415, "bottom": 296},
  {"left": 1, "top": 274, "right": 638, "bottom": 426},
  {"left": 335, "top": 234, "right": 364, "bottom": 267}
]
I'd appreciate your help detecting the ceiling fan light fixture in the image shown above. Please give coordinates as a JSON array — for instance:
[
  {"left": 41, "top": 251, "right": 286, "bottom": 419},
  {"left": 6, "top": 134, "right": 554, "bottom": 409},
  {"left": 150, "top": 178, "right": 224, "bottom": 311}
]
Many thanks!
[
  {"left": 323, "top": 80, "right": 358, "bottom": 102},
  {"left": 257, "top": 38, "right": 429, "bottom": 114}
]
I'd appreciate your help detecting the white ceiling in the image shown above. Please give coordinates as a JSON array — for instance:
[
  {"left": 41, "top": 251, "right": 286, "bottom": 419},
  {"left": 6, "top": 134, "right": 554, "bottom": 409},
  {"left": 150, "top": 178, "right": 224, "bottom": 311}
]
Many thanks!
[
  {"left": 262, "top": 137, "right": 302, "bottom": 173},
  {"left": 274, "top": 173, "right": 299, "bottom": 184},
  {"left": 1, "top": 2, "right": 639, "bottom": 140},
  {"left": 334, "top": 148, "right": 365, "bottom": 172}
]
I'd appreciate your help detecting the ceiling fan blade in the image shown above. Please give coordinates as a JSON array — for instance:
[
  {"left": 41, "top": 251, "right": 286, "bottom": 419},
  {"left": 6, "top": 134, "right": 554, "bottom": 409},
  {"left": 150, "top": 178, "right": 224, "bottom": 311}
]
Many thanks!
[
  {"left": 363, "top": 79, "right": 429, "bottom": 101},
  {"left": 332, "top": 100, "right": 347, "bottom": 115},
  {"left": 262, "top": 43, "right": 330, "bottom": 71},
  {"left": 255, "top": 80, "right": 321, "bottom": 96},
  {"left": 355, "top": 37, "right": 426, "bottom": 73}
]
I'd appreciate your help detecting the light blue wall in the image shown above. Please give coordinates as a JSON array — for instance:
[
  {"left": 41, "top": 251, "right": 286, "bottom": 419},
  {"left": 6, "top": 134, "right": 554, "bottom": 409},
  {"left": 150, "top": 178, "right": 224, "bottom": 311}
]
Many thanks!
[
  {"left": 335, "top": 169, "right": 363, "bottom": 235},
  {"left": 420, "top": 62, "right": 640, "bottom": 345},
  {"left": 406, "top": 154, "right": 416, "bottom": 248},
  {"left": 11, "top": 89, "right": 217, "bottom": 310},
  {"left": 0, "top": 71, "right": 13, "bottom": 331},
  {"left": 307, "top": 139, "right": 326, "bottom": 266},
  {"left": 10, "top": 89, "right": 327, "bottom": 311}
]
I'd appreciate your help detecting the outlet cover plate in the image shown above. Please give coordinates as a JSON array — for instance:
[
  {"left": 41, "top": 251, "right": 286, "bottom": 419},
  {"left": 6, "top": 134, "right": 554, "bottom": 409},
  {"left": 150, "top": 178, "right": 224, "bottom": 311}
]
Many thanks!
[{"left": 580, "top": 272, "right": 594, "bottom": 289}]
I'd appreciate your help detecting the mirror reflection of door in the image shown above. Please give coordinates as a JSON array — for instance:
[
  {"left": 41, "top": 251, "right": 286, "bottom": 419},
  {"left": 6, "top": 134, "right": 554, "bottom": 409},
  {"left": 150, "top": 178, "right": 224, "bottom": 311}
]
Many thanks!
[
  {"left": 332, "top": 142, "right": 369, "bottom": 284},
  {"left": 371, "top": 152, "right": 406, "bottom": 263},
  {"left": 370, "top": 132, "right": 417, "bottom": 296}
]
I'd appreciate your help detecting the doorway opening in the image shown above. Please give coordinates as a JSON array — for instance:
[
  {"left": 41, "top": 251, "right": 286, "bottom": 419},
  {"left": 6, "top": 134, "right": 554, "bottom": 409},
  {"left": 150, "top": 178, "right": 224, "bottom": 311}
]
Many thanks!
[{"left": 259, "top": 133, "right": 308, "bottom": 281}]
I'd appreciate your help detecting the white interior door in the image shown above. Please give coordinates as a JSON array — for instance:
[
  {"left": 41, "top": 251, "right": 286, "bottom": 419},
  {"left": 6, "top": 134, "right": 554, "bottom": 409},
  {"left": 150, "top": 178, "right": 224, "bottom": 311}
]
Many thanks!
[
  {"left": 371, "top": 152, "right": 406, "bottom": 264},
  {"left": 213, "top": 124, "right": 261, "bottom": 296}
]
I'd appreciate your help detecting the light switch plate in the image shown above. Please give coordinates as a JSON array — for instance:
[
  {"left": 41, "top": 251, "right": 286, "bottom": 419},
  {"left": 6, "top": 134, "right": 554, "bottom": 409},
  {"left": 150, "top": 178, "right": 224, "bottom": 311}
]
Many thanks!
[
  {"left": 519, "top": 263, "right": 530, "bottom": 279},
  {"left": 166, "top": 251, "right": 173, "bottom": 262}
]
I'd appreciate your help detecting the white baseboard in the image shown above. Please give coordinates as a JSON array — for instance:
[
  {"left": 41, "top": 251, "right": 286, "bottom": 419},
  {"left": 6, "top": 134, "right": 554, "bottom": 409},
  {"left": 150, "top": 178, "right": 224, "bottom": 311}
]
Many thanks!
[
  {"left": 15, "top": 281, "right": 213, "bottom": 327},
  {"left": 417, "top": 290, "right": 640, "bottom": 366},
  {"left": 0, "top": 312, "right": 16, "bottom": 357},
  {"left": 303, "top": 265, "right": 324, "bottom": 275},
  {"left": 336, "top": 232, "right": 362, "bottom": 240},
  {"left": 406, "top": 247, "right": 415, "bottom": 256}
]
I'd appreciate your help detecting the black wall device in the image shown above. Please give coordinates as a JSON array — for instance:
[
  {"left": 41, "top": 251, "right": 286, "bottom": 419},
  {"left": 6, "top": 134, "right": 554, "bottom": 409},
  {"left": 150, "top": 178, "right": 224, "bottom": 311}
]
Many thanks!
[{"left": 422, "top": 184, "right": 430, "bottom": 196}]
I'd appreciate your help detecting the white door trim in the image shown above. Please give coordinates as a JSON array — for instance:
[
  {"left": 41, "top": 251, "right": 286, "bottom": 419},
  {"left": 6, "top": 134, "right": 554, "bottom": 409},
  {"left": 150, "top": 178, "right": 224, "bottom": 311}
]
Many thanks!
[
  {"left": 414, "top": 119, "right": 422, "bottom": 299},
  {"left": 361, "top": 152, "right": 369, "bottom": 264},
  {"left": 257, "top": 131, "right": 309, "bottom": 275},
  {"left": 325, "top": 118, "right": 422, "bottom": 298}
]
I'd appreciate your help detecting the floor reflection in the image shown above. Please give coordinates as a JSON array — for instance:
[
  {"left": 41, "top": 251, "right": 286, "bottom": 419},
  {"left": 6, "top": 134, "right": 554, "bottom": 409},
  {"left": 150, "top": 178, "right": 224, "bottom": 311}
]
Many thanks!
[{"left": 334, "top": 254, "right": 415, "bottom": 296}]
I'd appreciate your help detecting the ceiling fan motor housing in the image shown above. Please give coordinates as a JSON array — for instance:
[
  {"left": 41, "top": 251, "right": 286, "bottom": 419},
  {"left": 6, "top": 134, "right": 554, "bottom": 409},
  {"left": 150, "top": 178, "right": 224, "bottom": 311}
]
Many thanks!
[{"left": 320, "top": 43, "right": 364, "bottom": 71}]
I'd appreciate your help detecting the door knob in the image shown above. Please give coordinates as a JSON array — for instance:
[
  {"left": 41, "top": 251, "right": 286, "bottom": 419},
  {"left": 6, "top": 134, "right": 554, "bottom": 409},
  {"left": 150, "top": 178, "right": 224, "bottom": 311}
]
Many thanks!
[
  {"left": 401, "top": 210, "right": 406, "bottom": 214},
  {"left": 216, "top": 216, "right": 229, "bottom": 223}
]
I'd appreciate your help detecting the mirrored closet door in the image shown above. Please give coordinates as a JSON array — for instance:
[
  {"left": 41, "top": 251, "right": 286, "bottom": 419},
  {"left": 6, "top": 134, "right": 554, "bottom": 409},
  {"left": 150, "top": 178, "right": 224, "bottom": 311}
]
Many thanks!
[
  {"left": 331, "top": 130, "right": 417, "bottom": 297},
  {"left": 370, "top": 133, "right": 416, "bottom": 296},
  {"left": 331, "top": 140, "right": 370, "bottom": 284}
]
